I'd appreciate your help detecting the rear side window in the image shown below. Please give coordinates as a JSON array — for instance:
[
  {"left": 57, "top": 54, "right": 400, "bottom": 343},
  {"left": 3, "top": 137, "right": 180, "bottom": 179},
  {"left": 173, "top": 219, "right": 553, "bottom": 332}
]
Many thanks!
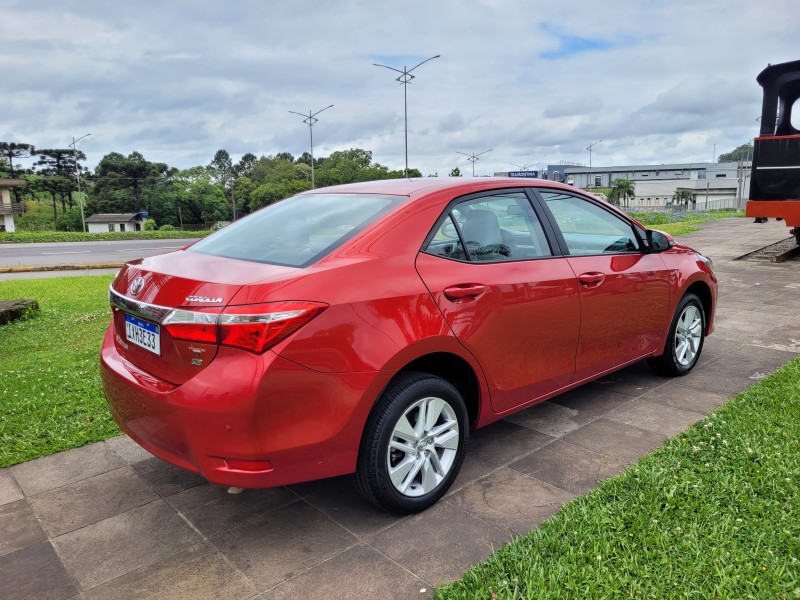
[
  {"left": 189, "top": 193, "right": 403, "bottom": 267},
  {"left": 424, "top": 192, "right": 552, "bottom": 262}
]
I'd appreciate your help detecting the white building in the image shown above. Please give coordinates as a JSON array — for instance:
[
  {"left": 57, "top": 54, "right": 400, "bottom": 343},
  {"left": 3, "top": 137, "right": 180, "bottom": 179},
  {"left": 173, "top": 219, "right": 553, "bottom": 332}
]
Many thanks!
[
  {"left": 0, "top": 179, "right": 25, "bottom": 232},
  {"left": 85, "top": 213, "right": 145, "bottom": 233},
  {"left": 544, "top": 161, "right": 751, "bottom": 209}
]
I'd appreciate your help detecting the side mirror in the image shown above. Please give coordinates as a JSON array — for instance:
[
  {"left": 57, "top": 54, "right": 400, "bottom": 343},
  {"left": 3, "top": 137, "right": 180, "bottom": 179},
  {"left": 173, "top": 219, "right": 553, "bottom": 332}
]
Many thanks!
[{"left": 646, "top": 229, "right": 675, "bottom": 252}]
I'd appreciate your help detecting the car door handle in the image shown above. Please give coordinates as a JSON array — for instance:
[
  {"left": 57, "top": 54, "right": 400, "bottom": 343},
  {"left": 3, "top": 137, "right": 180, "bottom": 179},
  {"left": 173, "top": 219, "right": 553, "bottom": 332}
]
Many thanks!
[
  {"left": 443, "top": 284, "right": 487, "bottom": 302},
  {"left": 578, "top": 272, "right": 605, "bottom": 287}
]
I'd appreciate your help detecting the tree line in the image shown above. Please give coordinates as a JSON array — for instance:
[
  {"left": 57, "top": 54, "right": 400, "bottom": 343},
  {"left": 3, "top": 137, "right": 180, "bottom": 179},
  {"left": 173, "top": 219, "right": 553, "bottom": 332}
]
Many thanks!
[{"left": 0, "top": 142, "right": 424, "bottom": 230}]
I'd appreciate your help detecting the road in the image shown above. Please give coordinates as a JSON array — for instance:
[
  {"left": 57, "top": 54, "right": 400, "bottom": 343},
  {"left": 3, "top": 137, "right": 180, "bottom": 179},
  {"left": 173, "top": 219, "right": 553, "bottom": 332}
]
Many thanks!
[{"left": 0, "top": 239, "right": 196, "bottom": 268}]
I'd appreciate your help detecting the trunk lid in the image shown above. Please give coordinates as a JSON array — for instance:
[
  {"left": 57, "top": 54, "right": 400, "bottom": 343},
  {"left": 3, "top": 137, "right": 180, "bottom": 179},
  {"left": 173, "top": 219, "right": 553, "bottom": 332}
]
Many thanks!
[{"left": 109, "top": 250, "right": 301, "bottom": 384}]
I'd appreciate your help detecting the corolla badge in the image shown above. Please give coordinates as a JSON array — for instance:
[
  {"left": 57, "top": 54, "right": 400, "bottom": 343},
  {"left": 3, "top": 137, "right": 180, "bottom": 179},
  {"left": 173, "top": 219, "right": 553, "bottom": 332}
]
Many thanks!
[
  {"left": 129, "top": 276, "right": 145, "bottom": 297},
  {"left": 185, "top": 296, "right": 224, "bottom": 303}
]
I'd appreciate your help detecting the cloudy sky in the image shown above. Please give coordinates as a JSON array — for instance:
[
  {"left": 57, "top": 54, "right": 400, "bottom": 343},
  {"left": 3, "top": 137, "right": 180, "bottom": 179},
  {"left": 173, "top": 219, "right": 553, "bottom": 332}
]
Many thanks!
[{"left": 1, "top": 0, "right": 797, "bottom": 177}]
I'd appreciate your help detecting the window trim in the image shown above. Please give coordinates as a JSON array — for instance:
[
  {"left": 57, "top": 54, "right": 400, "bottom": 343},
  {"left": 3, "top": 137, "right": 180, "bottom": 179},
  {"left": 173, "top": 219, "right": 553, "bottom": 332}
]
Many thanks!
[{"left": 420, "top": 187, "right": 558, "bottom": 264}]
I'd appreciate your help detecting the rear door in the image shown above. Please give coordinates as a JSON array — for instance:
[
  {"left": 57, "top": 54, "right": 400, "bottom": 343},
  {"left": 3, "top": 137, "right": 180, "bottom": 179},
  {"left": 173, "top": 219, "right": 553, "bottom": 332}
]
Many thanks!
[
  {"left": 535, "top": 190, "right": 671, "bottom": 381},
  {"left": 415, "top": 189, "right": 580, "bottom": 413}
]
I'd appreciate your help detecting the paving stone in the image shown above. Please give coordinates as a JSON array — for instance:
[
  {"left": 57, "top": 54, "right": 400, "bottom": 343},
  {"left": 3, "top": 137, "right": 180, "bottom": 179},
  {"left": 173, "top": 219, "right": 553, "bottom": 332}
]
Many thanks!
[
  {"left": 468, "top": 420, "right": 554, "bottom": 465},
  {"left": 104, "top": 434, "right": 154, "bottom": 464},
  {"left": 263, "top": 544, "right": 429, "bottom": 600},
  {"left": 560, "top": 418, "right": 667, "bottom": 464},
  {"left": 0, "top": 469, "right": 23, "bottom": 506},
  {"left": 711, "top": 310, "right": 787, "bottom": 338},
  {"left": 549, "top": 385, "right": 633, "bottom": 418},
  {"left": 168, "top": 482, "right": 297, "bottom": 537},
  {"left": 83, "top": 542, "right": 257, "bottom": 600},
  {"left": 53, "top": 500, "right": 201, "bottom": 590},
  {"left": 639, "top": 384, "right": 729, "bottom": 415},
  {"left": 448, "top": 467, "right": 574, "bottom": 535},
  {"left": 210, "top": 501, "right": 356, "bottom": 590},
  {"left": 0, "top": 542, "right": 77, "bottom": 600},
  {"left": 678, "top": 370, "right": 758, "bottom": 396},
  {"left": 699, "top": 345, "right": 797, "bottom": 380},
  {"left": 30, "top": 467, "right": 158, "bottom": 537},
  {"left": 608, "top": 399, "right": 706, "bottom": 437},
  {"left": 447, "top": 452, "right": 501, "bottom": 497},
  {"left": 509, "top": 439, "right": 627, "bottom": 496},
  {"left": 746, "top": 320, "right": 800, "bottom": 354},
  {"left": 367, "top": 500, "right": 509, "bottom": 586},
  {"left": 589, "top": 363, "right": 668, "bottom": 397},
  {"left": 288, "top": 475, "right": 403, "bottom": 538},
  {"left": 0, "top": 499, "right": 47, "bottom": 557},
  {"left": 10, "top": 442, "right": 125, "bottom": 496},
  {"left": 131, "top": 456, "right": 206, "bottom": 497},
  {"left": 506, "top": 400, "right": 592, "bottom": 437}
]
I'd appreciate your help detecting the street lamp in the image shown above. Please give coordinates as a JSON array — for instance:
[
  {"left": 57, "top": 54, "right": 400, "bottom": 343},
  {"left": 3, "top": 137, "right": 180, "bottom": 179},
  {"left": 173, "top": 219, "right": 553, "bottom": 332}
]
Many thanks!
[
  {"left": 510, "top": 162, "right": 538, "bottom": 172},
  {"left": 586, "top": 139, "right": 603, "bottom": 189},
  {"left": 69, "top": 133, "right": 90, "bottom": 232},
  {"left": 373, "top": 54, "right": 440, "bottom": 178},
  {"left": 289, "top": 105, "right": 333, "bottom": 189},
  {"left": 457, "top": 149, "right": 492, "bottom": 177}
]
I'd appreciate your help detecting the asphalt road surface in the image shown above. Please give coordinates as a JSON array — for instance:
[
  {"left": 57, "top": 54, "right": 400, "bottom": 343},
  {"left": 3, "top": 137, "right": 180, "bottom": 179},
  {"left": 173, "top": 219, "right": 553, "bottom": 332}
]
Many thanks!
[{"left": 0, "top": 239, "right": 197, "bottom": 268}]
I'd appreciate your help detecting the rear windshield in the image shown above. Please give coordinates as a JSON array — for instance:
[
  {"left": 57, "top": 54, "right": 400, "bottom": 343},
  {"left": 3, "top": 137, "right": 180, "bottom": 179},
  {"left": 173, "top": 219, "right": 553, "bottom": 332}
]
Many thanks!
[{"left": 188, "top": 193, "right": 404, "bottom": 267}]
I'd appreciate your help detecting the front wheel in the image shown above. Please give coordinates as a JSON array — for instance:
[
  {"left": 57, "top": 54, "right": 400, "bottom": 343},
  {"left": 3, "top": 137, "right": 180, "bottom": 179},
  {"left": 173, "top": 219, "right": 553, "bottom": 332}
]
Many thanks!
[
  {"left": 356, "top": 371, "right": 468, "bottom": 514},
  {"left": 648, "top": 292, "right": 706, "bottom": 376}
]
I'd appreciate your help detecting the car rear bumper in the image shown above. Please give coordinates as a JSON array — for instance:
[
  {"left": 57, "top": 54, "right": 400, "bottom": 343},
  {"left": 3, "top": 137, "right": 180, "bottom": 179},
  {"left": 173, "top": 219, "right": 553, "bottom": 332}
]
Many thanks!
[{"left": 100, "top": 325, "right": 382, "bottom": 488}]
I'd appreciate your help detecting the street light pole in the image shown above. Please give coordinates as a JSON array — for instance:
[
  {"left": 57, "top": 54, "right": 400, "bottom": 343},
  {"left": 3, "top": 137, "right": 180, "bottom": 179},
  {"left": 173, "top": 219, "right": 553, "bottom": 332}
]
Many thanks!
[
  {"left": 289, "top": 105, "right": 333, "bottom": 189},
  {"left": 69, "top": 133, "right": 91, "bottom": 232},
  {"left": 373, "top": 55, "right": 440, "bottom": 178},
  {"left": 586, "top": 139, "right": 602, "bottom": 189},
  {"left": 457, "top": 149, "right": 492, "bottom": 177}
]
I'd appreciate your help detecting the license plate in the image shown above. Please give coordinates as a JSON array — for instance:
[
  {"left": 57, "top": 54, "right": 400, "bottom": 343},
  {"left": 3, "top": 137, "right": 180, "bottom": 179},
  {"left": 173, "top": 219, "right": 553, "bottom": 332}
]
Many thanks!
[{"left": 125, "top": 314, "right": 161, "bottom": 355}]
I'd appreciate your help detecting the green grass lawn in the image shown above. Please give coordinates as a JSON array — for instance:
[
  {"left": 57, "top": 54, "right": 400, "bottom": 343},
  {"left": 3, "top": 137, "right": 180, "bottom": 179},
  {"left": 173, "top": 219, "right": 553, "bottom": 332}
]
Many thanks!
[
  {"left": 434, "top": 357, "right": 800, "bottom": 598},
  {"left": 0, "top": 275, "right": 120, "bottom": 467},
  {"left": 630, "top": 209, "right": 744, "bottom": 237}
]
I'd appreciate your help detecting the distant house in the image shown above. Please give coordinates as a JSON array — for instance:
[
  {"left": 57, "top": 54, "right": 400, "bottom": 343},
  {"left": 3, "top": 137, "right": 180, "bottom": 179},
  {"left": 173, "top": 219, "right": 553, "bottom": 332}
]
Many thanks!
[
  {"left": 85, "top": 213, "right": 145, "bottom": 233},
  {"left": 0, "top": 178, "right": 26, "bottom": 233}
]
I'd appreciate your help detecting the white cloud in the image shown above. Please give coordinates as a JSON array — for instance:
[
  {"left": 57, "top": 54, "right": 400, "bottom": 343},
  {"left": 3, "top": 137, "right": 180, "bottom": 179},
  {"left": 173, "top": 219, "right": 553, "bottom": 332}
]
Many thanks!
[{"left": 0, "top": 0, "right": 796, "bottom": 177}]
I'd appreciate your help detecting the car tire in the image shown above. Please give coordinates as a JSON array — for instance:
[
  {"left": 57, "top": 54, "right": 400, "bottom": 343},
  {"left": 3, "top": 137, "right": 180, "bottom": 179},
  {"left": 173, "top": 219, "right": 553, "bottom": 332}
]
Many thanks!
[
  {"left": 648, "top": 292, "right": 705, "bottom": 377},
  {"left": 356, "top": 371, "right": 468, "bottom": 514}
]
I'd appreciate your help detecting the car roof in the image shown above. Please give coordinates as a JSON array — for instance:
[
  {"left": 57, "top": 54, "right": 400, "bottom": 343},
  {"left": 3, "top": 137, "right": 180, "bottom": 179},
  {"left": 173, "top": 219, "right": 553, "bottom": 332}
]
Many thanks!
[{"left": 301, "top": 177, "right": 590, "bottom": 198}]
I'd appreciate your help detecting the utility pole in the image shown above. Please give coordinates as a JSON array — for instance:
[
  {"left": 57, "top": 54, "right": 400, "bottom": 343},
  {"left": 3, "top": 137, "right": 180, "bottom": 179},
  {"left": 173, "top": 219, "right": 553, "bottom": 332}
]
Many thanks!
[{"left": 69, "top": 134, "right": 91, "bottom": 232}]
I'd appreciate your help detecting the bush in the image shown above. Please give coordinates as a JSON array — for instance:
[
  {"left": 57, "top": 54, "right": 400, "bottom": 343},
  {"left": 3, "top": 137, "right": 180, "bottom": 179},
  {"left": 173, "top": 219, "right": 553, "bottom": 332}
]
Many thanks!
[
  {"left": 159, "top": 224, "right": 176, "bottom": 231},
  {"left": 142, "top": 218, "right": 157, "bottom": 231}
]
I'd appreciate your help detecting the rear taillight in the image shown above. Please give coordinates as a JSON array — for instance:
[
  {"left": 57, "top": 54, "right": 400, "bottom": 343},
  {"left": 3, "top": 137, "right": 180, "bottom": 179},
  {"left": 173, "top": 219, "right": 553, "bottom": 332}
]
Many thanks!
[
  {"left": 219, "top": 302, "right": 327, "bottom": 353},
  {"left": 162, "top": 301, "right": 327, "bottom": 354},
  {"left": 162, "top": 308, "right": 221, "bottom": 344}
]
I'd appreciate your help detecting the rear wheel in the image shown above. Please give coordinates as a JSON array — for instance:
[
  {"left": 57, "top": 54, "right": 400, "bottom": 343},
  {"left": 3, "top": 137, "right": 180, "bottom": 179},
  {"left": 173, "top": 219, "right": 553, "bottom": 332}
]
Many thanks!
[
  {"left": 356, "top": 371, "right": 467, "bottom": 514},
  {"left": 648, "top": 292, "right": 705, "bottom": 376}
]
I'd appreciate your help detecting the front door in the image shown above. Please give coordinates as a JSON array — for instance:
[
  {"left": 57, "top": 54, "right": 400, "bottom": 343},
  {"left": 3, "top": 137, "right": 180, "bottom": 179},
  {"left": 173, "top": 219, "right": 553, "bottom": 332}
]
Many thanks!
[{"left": 537, "top": 190, "right": 671, "bottom": 381}]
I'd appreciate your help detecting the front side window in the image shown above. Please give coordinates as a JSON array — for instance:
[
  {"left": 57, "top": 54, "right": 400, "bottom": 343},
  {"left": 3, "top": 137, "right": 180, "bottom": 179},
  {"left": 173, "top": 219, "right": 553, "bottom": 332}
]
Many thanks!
[
  {"left": 424, "top": 192, "right": 552, "bottom": 262},
  {"left": 539, "top": 191, "right": 640, "bottom": 256},
  {"left": 189, "top": 193, "right": 403, "bottom": 267}
]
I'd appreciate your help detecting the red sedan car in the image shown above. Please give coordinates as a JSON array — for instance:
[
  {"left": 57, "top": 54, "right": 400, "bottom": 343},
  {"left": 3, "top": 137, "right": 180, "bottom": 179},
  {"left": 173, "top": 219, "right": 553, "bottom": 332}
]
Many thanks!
[{"left": 101, "top": 178, "right": 717, "bottom": 513}]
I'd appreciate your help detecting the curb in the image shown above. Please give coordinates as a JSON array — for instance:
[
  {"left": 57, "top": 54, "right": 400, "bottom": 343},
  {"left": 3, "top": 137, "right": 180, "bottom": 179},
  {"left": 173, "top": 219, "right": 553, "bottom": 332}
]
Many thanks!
[{"left": 0, "top": 263, "right": 125, "bottom": 274}]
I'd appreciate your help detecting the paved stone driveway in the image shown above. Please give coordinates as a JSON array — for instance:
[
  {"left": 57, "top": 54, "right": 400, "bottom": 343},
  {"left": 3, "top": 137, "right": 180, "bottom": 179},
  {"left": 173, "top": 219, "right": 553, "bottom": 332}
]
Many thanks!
[{"left": 2, "top": 218, "right": 799, "bottom": 600}]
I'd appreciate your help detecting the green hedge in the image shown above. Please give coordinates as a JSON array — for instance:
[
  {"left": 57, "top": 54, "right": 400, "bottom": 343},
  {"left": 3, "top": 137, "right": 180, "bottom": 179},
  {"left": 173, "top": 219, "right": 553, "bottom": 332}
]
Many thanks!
[{"left": 0, "top": 230, "right": 211, "bottom": 243}]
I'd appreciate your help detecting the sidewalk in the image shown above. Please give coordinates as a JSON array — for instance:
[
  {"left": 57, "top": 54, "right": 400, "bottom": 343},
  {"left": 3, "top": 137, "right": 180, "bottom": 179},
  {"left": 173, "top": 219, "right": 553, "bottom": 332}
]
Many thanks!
[{"left": 1, "top": 218, "right": 798, "bottom": 600}]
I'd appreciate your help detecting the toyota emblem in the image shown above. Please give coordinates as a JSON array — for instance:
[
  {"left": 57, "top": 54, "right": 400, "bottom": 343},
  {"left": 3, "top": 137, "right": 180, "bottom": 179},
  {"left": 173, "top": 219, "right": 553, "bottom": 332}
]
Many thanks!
[{"left": 130, "top": 276, "right": 145, "bottom": 297}]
